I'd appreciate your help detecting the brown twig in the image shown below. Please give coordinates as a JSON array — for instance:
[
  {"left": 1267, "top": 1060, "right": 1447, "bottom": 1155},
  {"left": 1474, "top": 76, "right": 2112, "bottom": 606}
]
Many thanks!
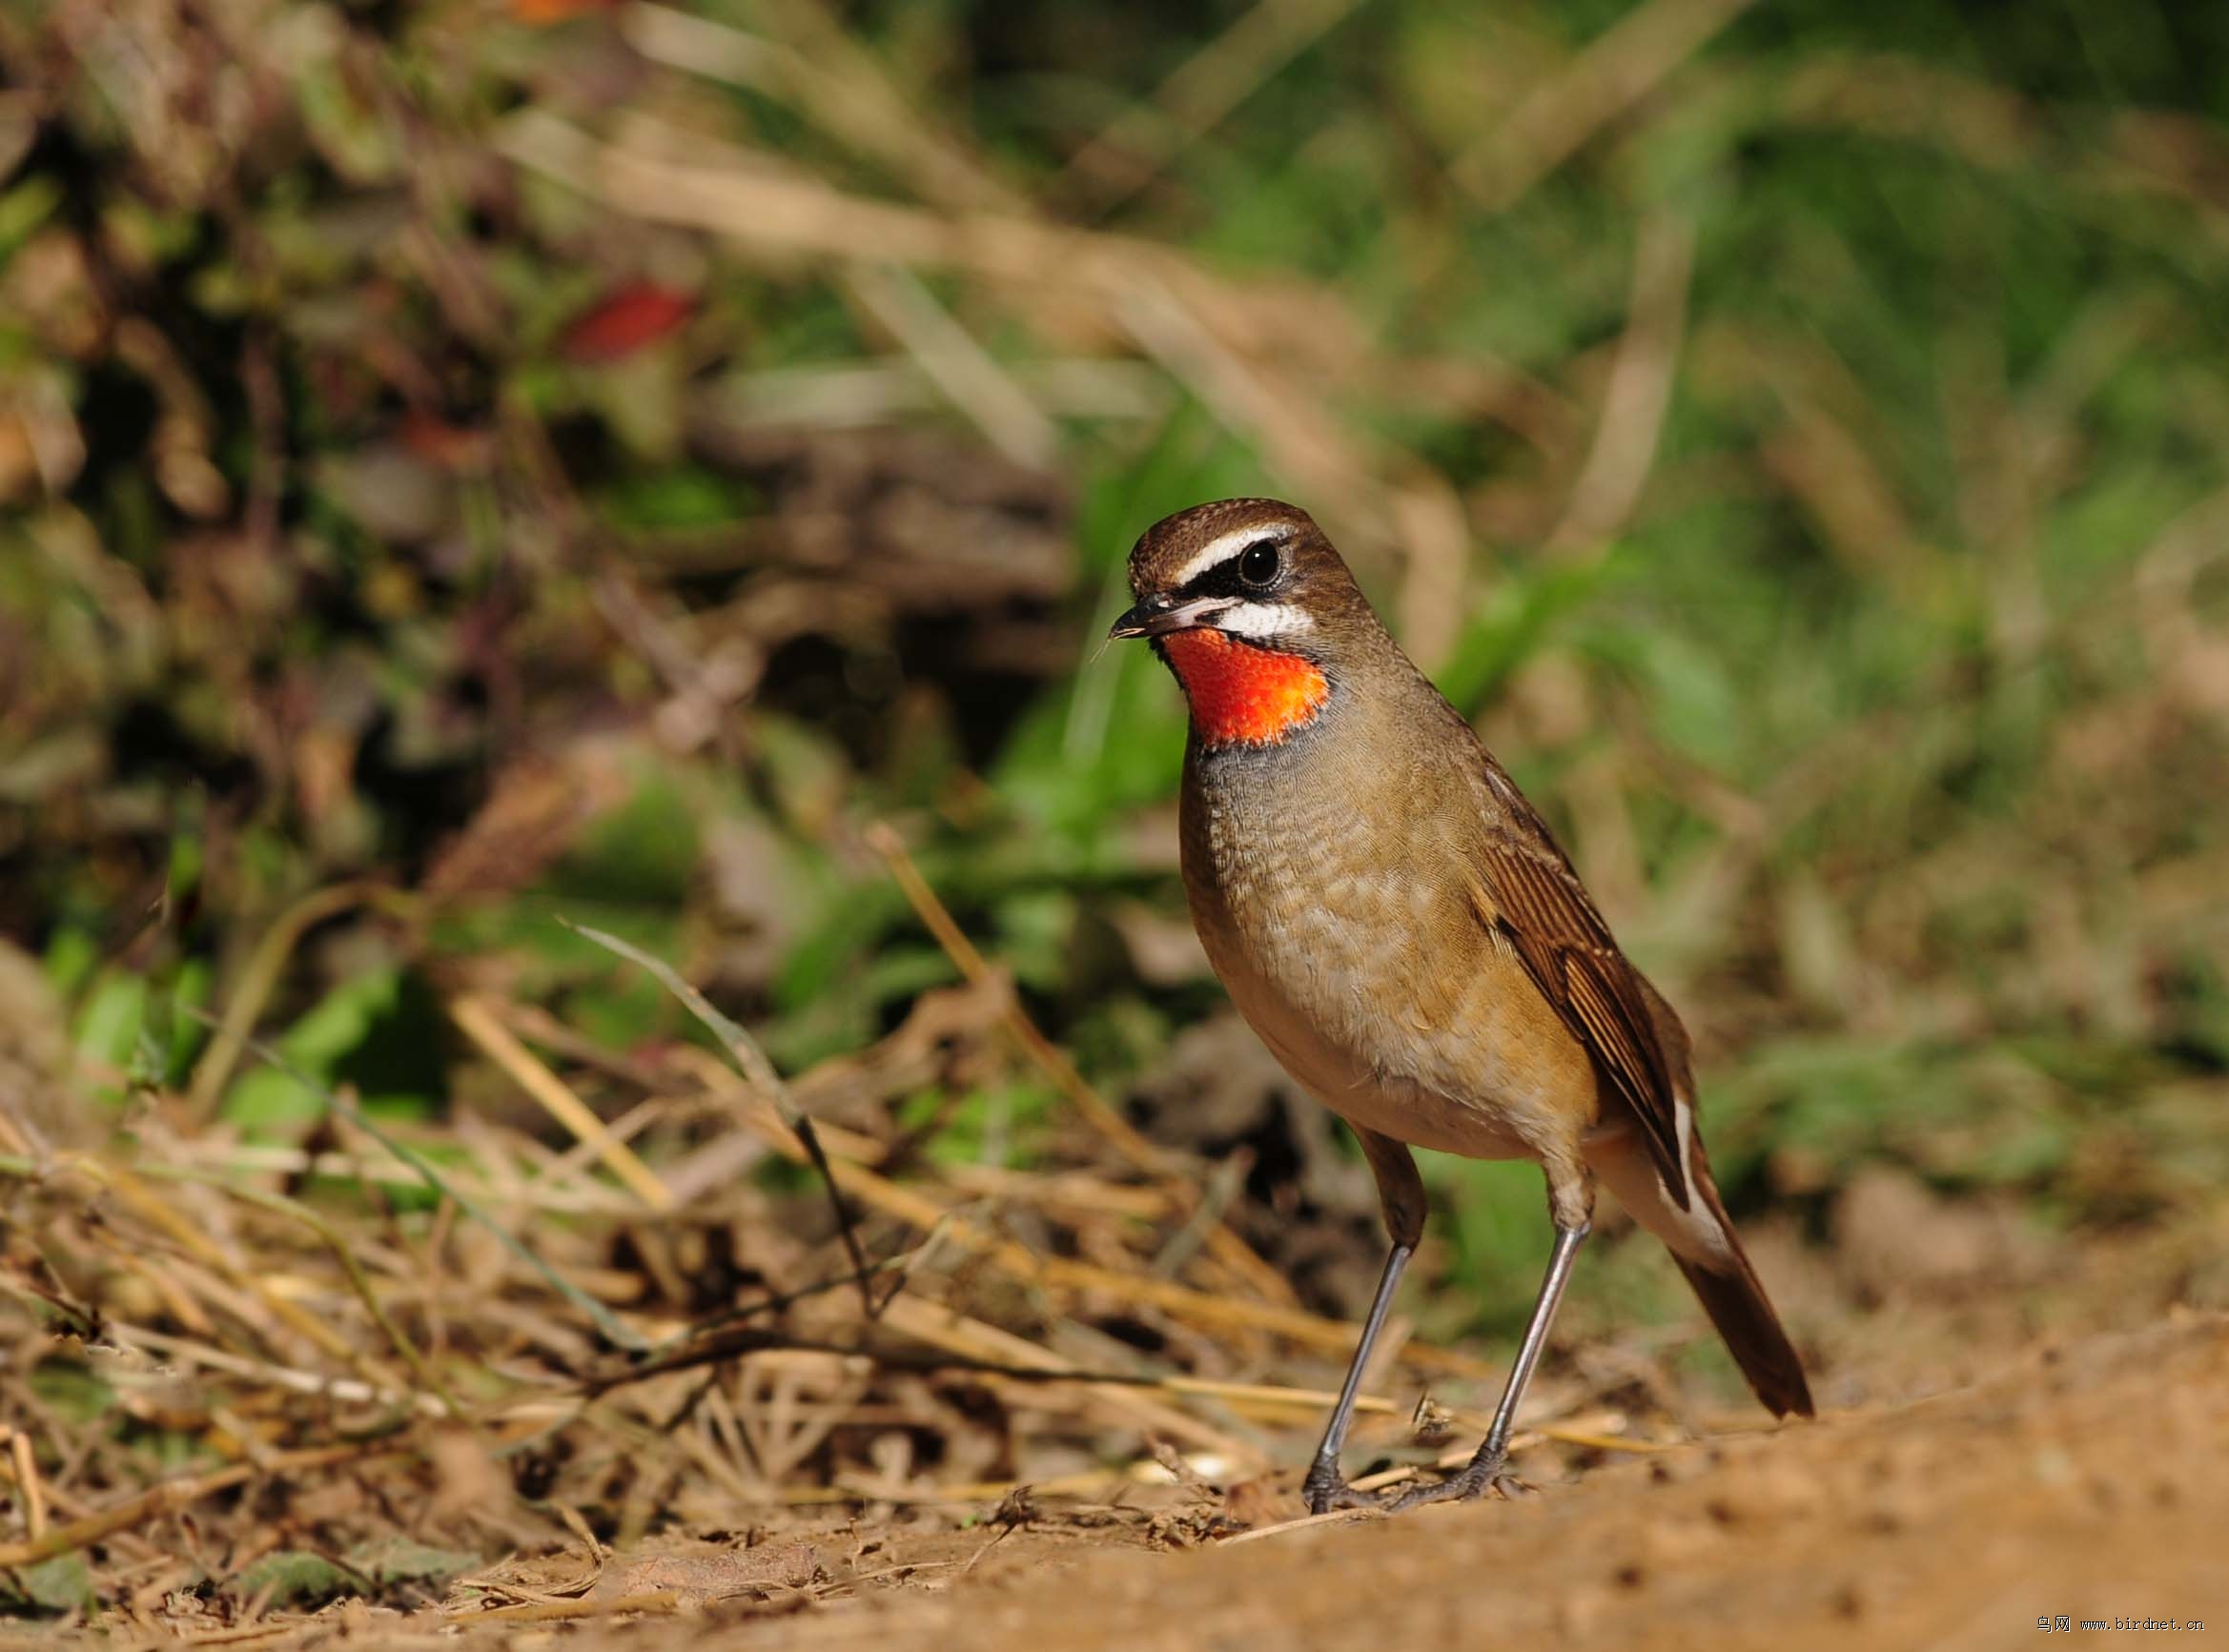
[
  {"left": 1449, "top": 0, "right": 1765, "bottom": 211},
  {"left": 448, "top": 1590, "right": 684, "bottom": 1625},
  {"left": 724, "top": 1086, "right": 1494, "bottom": 1378},
  {"left": 863, "top": 822, "right": 1302, "bottom": 1310},
  {"left": 184, "top": 882, "right": 402, "bottom": 1119},
  {"left": 1056, "top": 0, "right": 1368, "bottom": 214},
  {"left": 72, "top": 1153, "right": 386, "bottom": 1386},
  {"left": 0, "top": 1439, "right": 411, "bottom": 1569},
  {"left": 2, "top": 1426, "right": 48, "bottom": 1542},
  {"left": 558, "top": 919, "right": 887, "bottom": 1320},
  {"left": 875, "top": 1295, "right": 1251, "bottom": 1465},
  {"left": 179, "top": 1010, "right": 653, "bottom": 1352},
  {"left": 451, "top": 993, "right": 675, "bottom": 1212},
  {"left": 1544, "top": 208, "right": 1696, "bottom": 558}
]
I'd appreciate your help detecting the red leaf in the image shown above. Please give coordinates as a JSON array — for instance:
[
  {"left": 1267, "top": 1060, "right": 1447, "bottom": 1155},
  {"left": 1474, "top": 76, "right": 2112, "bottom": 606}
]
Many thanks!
[
  {"left": 399, "top": 413, "right": 492, "bottom": 472},
  {"left": 510, "top": 0, "right": 619, "bottom": 25},
  {"left": 562, "top": 284, "right": 694, "bottom": 363}
]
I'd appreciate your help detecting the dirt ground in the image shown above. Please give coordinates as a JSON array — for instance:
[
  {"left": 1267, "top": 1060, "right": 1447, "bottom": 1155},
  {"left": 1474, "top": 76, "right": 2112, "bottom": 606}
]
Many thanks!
[
  {"left": 20, "top": 1305, "right": 2222, "bottom": 1651},
  {"left": 478, "top": 1315, "right": 2229, "bottom": 1652}
]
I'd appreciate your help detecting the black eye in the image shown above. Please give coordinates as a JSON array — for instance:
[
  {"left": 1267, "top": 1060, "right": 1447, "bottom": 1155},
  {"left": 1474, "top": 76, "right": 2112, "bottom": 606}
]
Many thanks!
[{"left": 1237, "top": 541, "right": 1280, "bottom": 586}]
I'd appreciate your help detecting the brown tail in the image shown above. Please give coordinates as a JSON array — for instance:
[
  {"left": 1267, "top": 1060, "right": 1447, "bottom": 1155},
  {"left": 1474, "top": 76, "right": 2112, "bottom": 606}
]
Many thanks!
[
  {"left": 1582, "top": 1068, "right": 1815, "bottom": 1419},
  {"left": 1676, "top": 1168, "right": 1814, "bottom": 1418}
]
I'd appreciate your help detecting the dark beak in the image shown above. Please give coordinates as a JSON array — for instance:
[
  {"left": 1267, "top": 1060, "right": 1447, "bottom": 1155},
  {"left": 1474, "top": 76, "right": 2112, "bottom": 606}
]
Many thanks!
[{"left": 1107, "top": 592, "right": 1232, "bottom": 640}]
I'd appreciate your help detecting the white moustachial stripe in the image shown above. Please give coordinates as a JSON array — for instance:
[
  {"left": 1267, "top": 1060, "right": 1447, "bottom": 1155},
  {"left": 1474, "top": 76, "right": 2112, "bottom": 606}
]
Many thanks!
[{"left": 1215, "top": 601, "right": 1316, "bottom": 639}]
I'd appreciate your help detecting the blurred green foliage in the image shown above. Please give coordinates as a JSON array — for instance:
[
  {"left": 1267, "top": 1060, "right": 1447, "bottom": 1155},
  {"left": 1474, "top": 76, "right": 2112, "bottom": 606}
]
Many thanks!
[{"left": 1, "top": 0, "right": 2226, "bottom": 1341}]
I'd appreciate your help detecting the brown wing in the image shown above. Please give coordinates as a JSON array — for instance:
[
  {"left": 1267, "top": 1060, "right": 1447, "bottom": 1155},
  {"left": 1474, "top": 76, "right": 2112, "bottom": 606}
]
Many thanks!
[{"left": 1471, "top": 785, "right": 1692, "bottom": 1211}]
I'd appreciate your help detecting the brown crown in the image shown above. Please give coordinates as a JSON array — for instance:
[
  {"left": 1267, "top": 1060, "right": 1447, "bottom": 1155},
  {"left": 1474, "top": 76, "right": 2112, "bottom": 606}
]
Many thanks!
[
  {"left": 1126, "top": 498, "right": 1380, "bottom": 636},
  {"left": 1127, "top": 498, "right": 1317, "bottom": 595}
]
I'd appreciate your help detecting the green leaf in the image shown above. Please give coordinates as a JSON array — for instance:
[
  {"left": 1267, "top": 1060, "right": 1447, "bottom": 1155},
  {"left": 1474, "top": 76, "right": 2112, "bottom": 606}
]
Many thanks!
[
  {"left": 2, "top": 1554, "right": 94, "bottom": 1615},
  {"left": 553, "top": 774, "right": 701, "bottom": 907},
  {"left": 345, "top": 1536, "right": 479, "bottom": 1588},
  {"left": 72, "top": 970, "right": 146, "bottom": 1072},
  {"left": 41, "top": 926, "right": 99, "bottom": 999},
  {"left": 29, "top": 1360, "right": 115, "bottom": 1424},
  {"left": 596, "top": 467, "right": 760, "bottom": 533},
  {"left": 218, "top": 967, "right": 445, "bottom": 1132},
  {"left": 0, "top": 174, "right": 63, "bottom": 258},
  {"left": 235, "top": 1551, "right": 357, "bottom": 1608},
  {"left": 1437, "top": 561, "right": 1611, "bottom": 715}
]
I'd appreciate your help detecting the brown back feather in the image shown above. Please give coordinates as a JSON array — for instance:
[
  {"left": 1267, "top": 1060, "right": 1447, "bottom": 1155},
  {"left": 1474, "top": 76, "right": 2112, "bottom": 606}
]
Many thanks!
[{"left": 1469, "top": 764, "right": 1693, "bottom": 1210}]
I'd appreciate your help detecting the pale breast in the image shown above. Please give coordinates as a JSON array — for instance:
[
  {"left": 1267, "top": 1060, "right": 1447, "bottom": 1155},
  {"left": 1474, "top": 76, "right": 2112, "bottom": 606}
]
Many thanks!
[{"left": 1179, "top": 715, "right": 1599, "bottom": 1163}]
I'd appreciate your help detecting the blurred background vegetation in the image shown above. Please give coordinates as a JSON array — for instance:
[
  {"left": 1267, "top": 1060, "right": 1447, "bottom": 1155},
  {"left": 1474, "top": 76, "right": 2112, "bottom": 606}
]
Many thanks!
[{"left": 5, "top": 0, "right": 2229, "bottom": 1410}]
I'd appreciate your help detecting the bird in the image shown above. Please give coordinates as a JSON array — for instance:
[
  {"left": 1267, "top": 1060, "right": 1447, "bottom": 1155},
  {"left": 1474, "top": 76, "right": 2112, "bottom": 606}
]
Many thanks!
[{"left": 1107, "top": 498, "right": 1812, "bottom": 1515}]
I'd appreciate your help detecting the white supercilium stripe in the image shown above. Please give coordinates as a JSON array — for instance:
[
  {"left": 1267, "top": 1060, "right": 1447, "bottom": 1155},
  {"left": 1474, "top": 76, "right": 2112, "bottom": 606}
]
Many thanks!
[{"left": 1168, "top": 522, "right": 1294, "bottom": 587}]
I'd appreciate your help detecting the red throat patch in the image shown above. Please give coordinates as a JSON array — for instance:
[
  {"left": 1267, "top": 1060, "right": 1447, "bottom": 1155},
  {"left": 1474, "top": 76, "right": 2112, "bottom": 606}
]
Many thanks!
[{"left": 1160, "top": 628, "right": 1330, "bottom": 747}]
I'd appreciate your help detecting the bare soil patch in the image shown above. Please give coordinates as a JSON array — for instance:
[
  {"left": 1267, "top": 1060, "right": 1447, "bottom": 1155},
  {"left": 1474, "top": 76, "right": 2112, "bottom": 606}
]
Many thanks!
[{"left": 17, "top": 1311, "right": 2217, "bottom": 1649}]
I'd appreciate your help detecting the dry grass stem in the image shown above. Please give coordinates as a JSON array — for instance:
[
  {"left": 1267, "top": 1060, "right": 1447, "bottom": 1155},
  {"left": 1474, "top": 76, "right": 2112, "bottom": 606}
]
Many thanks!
[
  {"left": 451, "top": 993, "right": 675, "bottom": 1212},
  {"left": 0, "top": 1440, "right": 413, "bottom": 1570},
  {"left": 864, "top": 822, "right": 1302, "bottom": 1311},
  {"left": 1450, "top": 0, "right": 1765, "bottom": 210},
  {"left": 1057, "top": 0, "right": 1368, "bottom": 213},
  {"left": 184, "top": 883, "right": 399, "bottom": 1118},
  {"left": 557, "top": 920, "right": 884, "bottom": 1317}
]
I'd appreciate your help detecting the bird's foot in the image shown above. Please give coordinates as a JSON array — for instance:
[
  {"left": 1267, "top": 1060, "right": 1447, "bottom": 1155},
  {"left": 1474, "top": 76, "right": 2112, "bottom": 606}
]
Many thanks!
[
  {"left": 1300, "top": 1459, "right": 1391, "bottom": 1516},
  {"left": 1384, "top": 1449, "right": 1533, "bottom": 1514}
]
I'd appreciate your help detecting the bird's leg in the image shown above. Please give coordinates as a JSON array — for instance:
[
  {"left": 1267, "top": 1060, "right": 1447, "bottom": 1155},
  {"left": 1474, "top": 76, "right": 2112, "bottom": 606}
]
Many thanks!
[
  {"left": 1302, "top": 1239, "right": 1412, "bottom": 1513},
  {"left": 1390, "top": 1219, "right": 1590, "bottom": 1512},
  {"left": 1301, "top": 1129, "right": 1425, "bottom": 1515}
]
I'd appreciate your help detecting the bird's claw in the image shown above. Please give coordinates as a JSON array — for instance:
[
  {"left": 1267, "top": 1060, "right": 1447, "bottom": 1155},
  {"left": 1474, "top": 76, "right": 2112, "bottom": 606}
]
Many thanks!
[
  {"left": 1300, "top": 1461, "right": 1390, "bottom": 1516},
  {"left": 1384, "top": 1452, "right": 1532, "bottom": 1514},
  {"left": 1304, "top": 1445, "right": 1539, "bottom": 1516}
]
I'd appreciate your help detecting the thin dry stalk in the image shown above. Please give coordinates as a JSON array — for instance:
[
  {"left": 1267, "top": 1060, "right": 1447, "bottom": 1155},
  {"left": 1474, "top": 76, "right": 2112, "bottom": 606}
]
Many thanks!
[
  {"left": 1111, "top": 277, "right": 1382, "bottom": 542},
  {"left": 774, "top": 1467, "right": 1124, "bottom": 1506},
  {"left": 449, "top": 1591, "right": 684, "bottom": 1625},
  {"left": 186, "top": 1013, "right": 652, "bottom": 1351},
  {"left": 621, "top": 5, "right": 787, "bottom": 95},
  {"left": 558, "top": 920, "right": 885, "bottom": 1319},
  {"left": 943, "top": 1162, "right": 1174, "bottom": 1220},
  {"left": 70, "top": 1153, "right": 384, "bottom": 1386},
  {"left": 864, "top": 822, "right": 1302, "bottom": 1311},
  {"left": 451, "top": 993, "right": 675, "bottom": 1212},
  {"left": 865, "top": 824, "right": 1166, "bottom": 1175},
  {"left": 746, "top": 0, "right": 1025, "bottom": 215},
  {"left": 1217, "top": 1506, "right": 1377, "bottom": 1545},
  {"left": 1058, "top": 0, "right": 1368, "bottom": 213},
  {"left": 876, "top": 1294, "right": 1252, "bottom": 1465},
  {"left": 104, "top": 1322, "right": 445, "bottom": 1418},
  {"left": 0, "top": 1439, "right": 412, "bottom": 1569},
  {"left": 1450, "top": 0, "right": 1764, "bottom": 211},
  {"left": 199, "top": 1177, "right": 461, "bottom": 1417},
  {"left": 1545, "top": 208, "right": 1696, "bottom": 557},
  {"left": 185, "top": 882, "right": 400, "bottom": 1118},
  {"left": 3, "top": 1425, "right": 48, "bottom": 1540},
  {"left": 843, "top": 263, "right": 1058, "bottom": 466},
  {"left": 725, "top": 1091, "right": 1495, "bottom": 1377},
  {"left": 495, "top": 111, "right": 1349, "bottom": 357}
]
